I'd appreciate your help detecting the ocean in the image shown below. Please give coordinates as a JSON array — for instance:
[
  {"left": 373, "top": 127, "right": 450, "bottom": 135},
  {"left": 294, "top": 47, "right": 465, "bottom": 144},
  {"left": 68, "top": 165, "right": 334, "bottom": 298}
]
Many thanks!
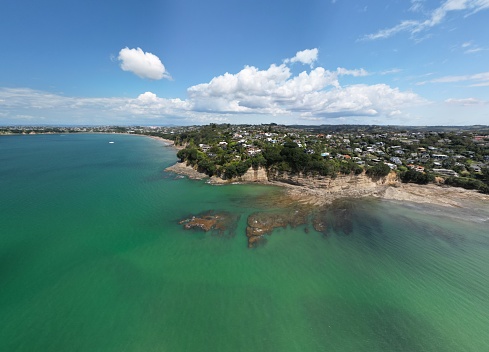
[{"left": 1, "top": 133, "right": 488, "bottom": 352}]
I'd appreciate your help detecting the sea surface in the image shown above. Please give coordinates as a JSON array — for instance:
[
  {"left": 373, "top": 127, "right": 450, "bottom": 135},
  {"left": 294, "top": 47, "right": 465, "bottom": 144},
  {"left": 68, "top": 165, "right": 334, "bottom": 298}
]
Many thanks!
[{"left": 1, "top": 133, "right": 489, "bottom": 352}]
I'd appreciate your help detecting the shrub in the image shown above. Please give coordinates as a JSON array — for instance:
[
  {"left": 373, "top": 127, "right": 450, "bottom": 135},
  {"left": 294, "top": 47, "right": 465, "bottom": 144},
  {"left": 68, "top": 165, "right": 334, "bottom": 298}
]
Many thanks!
[
  {"left": 400, "top": 169, "right": 434, "bottom": 184},
  {"left": 366, "top": 163, "right": 391, "bottom": 177}
]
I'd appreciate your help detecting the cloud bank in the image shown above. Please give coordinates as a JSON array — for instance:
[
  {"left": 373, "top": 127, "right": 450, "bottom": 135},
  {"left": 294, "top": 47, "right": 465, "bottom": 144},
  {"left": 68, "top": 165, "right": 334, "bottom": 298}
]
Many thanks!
[
  {"left": 186, "top": 52, "right": 419, "bottom": 118},
  {"left": 1, "top": 48, "right": 427, "bottom": 124},
  {"left": 118, "top": 47, "right": 170, "bottom": 80}
]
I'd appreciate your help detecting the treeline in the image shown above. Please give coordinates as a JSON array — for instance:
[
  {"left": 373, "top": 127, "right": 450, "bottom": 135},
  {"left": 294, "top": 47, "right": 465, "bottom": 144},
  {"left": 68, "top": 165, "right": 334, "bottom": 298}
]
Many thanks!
[
  {"left": 262, "top": 142, "right": 363, "bottom": 176},
  {"left": 399, "top": 169, "right": 435, "bottom": 184},
  {"left": 444, "top": 177, "right": 489, "bottom": 194},
  {"left": 176, "top": 146, "right": 263, "bottom": 179},
  {"left": 443, "top": 167, "right": 489, "bottom": 194},
  {"left": 176, "top": 141, "right": 392, "bottom": 179}
]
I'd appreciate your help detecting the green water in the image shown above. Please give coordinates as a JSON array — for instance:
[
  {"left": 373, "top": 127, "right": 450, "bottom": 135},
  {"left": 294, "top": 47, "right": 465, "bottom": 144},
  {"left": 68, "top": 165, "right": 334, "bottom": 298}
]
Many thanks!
[{"left": 1, "top": 134, "right": 489, "bottom": 352}]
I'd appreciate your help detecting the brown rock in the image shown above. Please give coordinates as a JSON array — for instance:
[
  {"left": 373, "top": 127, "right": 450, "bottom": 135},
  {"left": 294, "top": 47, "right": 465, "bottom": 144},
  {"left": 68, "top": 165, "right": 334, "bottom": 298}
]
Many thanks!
[
  {"left": 179, "top": 211, "right": 238, "bottom": 236},
  {"left": 245, "top": 209, "right": 308, "bottom": 248}
]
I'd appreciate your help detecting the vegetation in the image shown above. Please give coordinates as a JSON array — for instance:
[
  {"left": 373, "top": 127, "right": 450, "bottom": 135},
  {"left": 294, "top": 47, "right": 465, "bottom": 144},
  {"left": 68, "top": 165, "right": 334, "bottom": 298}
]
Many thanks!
[
  {"left": 444, "top": 176, "right": 489, "bottom": 194},
  {"left": 366, "top": 163, "right": 391, "bottom": 177},
  {"left": 400, "top": 169, "right": 435, "bottom": 184}
]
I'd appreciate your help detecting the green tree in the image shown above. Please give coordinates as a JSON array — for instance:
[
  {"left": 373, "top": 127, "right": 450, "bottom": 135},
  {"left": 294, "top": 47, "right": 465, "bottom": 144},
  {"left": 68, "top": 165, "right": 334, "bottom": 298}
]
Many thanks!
[{"left": 366, "top": 163, "right": 391, "bottom": 177}]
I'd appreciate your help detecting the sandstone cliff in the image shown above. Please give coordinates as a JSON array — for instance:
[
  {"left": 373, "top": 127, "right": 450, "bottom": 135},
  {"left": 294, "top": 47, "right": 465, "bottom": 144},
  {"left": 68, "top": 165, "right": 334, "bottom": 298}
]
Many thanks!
[
  {"left": 233, "top": 167, "right": 269, "bottom": 183},
  {"left": 166, "top": 162, "right": 489, "bottom": 207},
  {"left": 268, "top": 169, "right": 398, "bottom": 192},
  {"left": 265, "top": 168, "right": 400, "bottom": 202}
]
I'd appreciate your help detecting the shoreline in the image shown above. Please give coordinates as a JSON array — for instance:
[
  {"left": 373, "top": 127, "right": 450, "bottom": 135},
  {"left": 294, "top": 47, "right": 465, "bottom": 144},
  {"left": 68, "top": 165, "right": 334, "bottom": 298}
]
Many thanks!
[
  {"left": 143, "top": 135, "right": 187, "bottom": 151},
  {"left": 164, "top": 161, "right": 489, "bottom": 209}
]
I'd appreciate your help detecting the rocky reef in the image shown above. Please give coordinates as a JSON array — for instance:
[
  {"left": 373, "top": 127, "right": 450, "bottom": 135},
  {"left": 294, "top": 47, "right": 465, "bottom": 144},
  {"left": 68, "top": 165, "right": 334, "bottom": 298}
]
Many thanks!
[
  {"left": 246, "top": 209, "right": 309, "bottom": 248},
  {"left": 179, "top": 210, "right": 239, "bottom": 237},
  {"left": 178, "top": 198, "right": 368, "bottom": 248}
]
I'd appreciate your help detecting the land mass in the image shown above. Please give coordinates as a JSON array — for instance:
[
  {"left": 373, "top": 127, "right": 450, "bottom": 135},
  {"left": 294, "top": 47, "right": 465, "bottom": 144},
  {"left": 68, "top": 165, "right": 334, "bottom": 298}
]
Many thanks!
[{"left": 166, "top": 161, "right": 489, "bottom": 208}]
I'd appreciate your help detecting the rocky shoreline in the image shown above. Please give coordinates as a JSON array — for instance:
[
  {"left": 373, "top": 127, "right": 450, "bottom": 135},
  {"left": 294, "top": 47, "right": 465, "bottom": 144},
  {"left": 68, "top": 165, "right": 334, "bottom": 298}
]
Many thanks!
[
  {"left": 168, "top": 160, "right": 489, "bottom": 248},
  {"left": 165, "top": 161, "right": 489, "bottom": 208}
]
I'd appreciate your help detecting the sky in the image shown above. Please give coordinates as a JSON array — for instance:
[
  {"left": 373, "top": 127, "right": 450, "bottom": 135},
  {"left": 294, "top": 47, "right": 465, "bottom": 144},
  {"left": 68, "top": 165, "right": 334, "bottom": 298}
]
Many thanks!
[{"left": 1, "top": 0, "right": 488, "bottom": 126}]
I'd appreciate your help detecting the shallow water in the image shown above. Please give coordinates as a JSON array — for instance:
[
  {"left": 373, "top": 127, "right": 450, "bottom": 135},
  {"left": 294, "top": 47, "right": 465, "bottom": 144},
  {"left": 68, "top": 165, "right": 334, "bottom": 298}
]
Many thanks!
[{"left": 1, "top": 134, "right": 488, "bottom": 352}]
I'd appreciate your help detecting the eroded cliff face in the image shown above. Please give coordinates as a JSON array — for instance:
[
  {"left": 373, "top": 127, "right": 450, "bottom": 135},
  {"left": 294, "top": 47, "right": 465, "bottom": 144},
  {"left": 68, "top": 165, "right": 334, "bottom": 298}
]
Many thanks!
[
  {"left": 235, "top": 167, "right": 269, "bottom": 182},
  {"left": 267, "top": 168, "right": 400, "bottom": 197},
  {"left": 172, "top": 163, "right": 400, "bottom": 196}
]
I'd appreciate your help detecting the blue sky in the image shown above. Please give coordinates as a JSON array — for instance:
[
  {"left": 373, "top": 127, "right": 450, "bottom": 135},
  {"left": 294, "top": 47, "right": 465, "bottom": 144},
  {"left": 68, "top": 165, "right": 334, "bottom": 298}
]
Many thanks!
[{"left": 1, "top": 0, "right": 488, "bottom": 126}]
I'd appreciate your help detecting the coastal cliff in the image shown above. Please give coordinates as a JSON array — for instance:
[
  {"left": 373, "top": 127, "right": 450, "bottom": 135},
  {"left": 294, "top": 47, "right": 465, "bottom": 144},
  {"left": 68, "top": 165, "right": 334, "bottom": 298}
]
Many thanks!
[
  {"left": 165, "top": 162, "right": 489, "bottom": 207},
  {"left": 268, "top": 169, "right": 398, "bottom": 193},
  {"left": 166, "top": 162, "right": 398, "bottom": 196},
  {"left": 234, "top": 167, "right": 269, "bottom": 183}
]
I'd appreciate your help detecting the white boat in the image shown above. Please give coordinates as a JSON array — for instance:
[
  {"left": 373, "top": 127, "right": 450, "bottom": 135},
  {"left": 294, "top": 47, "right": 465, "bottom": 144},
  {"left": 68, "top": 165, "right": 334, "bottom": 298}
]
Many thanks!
[{"left": 109, "top": 141, "right": 115, "bottom": 144}]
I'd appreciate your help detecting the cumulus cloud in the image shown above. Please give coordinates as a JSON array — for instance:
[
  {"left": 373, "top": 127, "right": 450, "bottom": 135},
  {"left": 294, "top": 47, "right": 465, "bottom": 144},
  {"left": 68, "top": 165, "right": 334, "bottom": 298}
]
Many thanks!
[
  {"left": 186, "top": 58, "right": 421, "bottom": 119},
  {"left": 0, "top": 48, "right": 429, "bottom": 124},
  {"left": 117, "top": 47, "right": 170, "bottom": 80},
  {"left": 284, "top": 48, "right": 319, "bottom": 67},
  {"left": 0, "top": 88, "right": 194, "bottom": 124},
  {"left": 362, "top": 0, "right": 489, "bottom": 41}
]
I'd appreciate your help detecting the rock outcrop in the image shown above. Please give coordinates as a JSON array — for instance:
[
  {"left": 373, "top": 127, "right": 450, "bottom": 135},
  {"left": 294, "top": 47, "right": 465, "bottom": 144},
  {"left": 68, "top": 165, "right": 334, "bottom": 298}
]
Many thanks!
[
  {"left": 268, "top": 169, "right": 398, "bottom": 192},
  {"left": 235, "top": 167, "right": 269, "bottom": 183},
  {"left": 179, "top": 211, "right": 239, "bottom": 237},
  {"left": 246, "top": 209, "right": 309, "bottom": 248}
]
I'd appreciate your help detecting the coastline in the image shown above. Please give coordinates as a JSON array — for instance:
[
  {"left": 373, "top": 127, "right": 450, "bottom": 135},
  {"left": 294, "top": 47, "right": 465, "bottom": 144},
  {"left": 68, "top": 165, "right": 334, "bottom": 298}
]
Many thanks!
[
  {"left": 136, "top": 135, "right": 185, "bottom": 150},
  {"left": 164, "top": 161, "right": 489, "bottom": 209}
]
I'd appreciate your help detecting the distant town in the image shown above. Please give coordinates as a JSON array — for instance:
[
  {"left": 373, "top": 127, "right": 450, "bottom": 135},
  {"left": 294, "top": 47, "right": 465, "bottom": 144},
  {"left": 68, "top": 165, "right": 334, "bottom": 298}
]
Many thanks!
[{"left": 1, "top": 124, "right": 488, "bottom": 193}]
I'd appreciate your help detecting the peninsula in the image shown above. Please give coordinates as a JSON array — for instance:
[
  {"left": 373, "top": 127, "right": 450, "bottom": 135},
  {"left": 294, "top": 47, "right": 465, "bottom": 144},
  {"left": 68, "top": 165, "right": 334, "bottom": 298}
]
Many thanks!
[{"left": 159, "top": 123, "right": 489, "bottom": 202}]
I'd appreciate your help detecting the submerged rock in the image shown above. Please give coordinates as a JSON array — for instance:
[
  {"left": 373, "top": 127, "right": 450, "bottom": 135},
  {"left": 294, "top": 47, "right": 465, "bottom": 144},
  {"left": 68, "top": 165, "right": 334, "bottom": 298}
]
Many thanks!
[
  {"left": 312, "top": 214, "right": 327, "bottom": 234},
  {"left": 246, "top": 209, "right": 308, "bottom": 248},
  {"left": 179, "top": 211, "right": 239, "bottom": 237}
]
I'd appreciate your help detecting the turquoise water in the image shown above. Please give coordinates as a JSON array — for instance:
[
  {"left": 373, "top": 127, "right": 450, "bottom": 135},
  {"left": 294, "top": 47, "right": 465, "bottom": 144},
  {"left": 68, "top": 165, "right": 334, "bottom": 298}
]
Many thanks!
[{"left": 1, "top": 134, "right": 489, "bottom": 351}]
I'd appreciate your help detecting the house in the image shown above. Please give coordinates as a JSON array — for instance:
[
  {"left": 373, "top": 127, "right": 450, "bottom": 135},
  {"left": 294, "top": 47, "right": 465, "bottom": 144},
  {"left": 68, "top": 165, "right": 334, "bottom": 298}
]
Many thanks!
[
  {"left": 470, "top": 165, "right": 482, "bottom": 173},
  {"left": 432, "top": 154, "right": 448, "bottom": 160},
  {"left": 433, "top": 169, "right": 459, "bottom": 177},
  {"left": 390, "top": 157, "right": 402, "bottom": 165},
  {"left": 199, "top": 144, "right": 211, "bottom": 152}
]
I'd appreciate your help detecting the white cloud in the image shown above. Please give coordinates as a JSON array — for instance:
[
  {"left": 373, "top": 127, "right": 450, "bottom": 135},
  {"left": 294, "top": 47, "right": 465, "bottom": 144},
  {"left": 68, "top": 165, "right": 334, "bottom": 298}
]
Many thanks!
[
  {"left": 0, "top": 88, "right": 194, "bottom": 124},
  {"left": 409, "top": 0, "right": 425, "bottom": 12},
  {"left": 445, "top": 97, "right": 486, "bottom": 105},
  {"left": 418, "top": 71, "right": 489, "bottom": 86},
  {"left": 117, "top": 47, "right": 170, "bottom": 80},
  {"left": 336, "top": 67, "right": 369, "bottom": 77},
  {"left": 461, "top": 41, "right": 487, "bottom": 54},
  {"left": 284, "top": 48, "right": 319, "bottom": 67},
  {"left": 380, "top": 68, "right": 403, "bottom": 75},
  {"left": 1, "top": 48, "right": 457, "bottom": 125},
  {"left": 186, "top": 60, "right": 421, "bottom": 119},
  {"left": 362, "top": 0, "right": 489, "bottom": 40}
]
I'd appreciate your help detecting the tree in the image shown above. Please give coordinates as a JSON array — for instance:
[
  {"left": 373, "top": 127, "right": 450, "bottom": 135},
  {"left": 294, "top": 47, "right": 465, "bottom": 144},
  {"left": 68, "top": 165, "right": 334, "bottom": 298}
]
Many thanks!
[
  {"left": 366, "top": 163, "right": 391, "bottom": 177},
  {"left": 400, "top": 170, "right": 434, "bottom": 184}
]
